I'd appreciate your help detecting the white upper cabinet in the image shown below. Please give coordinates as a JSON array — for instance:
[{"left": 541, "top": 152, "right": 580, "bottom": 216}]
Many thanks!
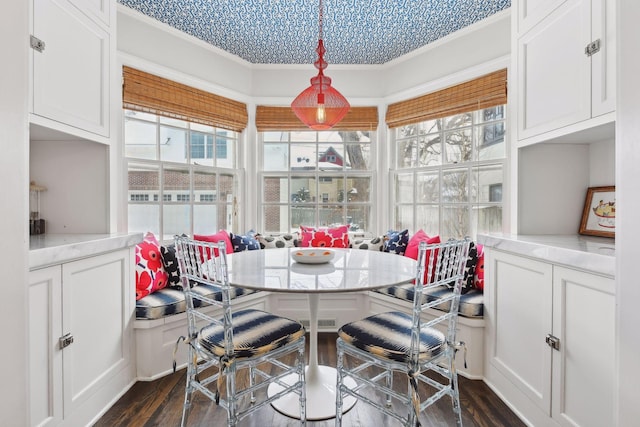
[
  {"left": 515, "top": 0, "right": 615, "bottom": 143},
  {"left": 68, "top": 0, "right": 111, "bottom": 26},
  {"left": 31, "top": 0, "right": 111, "bottom": 139},
  {"left": 517, "top": 0, "right": 567, "bottom": 35}
]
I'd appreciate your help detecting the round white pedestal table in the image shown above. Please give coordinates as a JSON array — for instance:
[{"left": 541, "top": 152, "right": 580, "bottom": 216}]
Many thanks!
[{"left": 225, "top": 247, "right": 417, "bottom": 420}]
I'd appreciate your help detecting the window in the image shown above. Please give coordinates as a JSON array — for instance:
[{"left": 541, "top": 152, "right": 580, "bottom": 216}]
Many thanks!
[
  {"left": 130, "top": 194, "right": 149, "bottom": 202},
  {"left": 125, "top": 109, "right": 240, "bottom": 240},
  {"left": 260, "top": 130, "right": 373, "bottom": 233},
  {"left": 391, "top": 105, "right": 506, "bottom": 239}
]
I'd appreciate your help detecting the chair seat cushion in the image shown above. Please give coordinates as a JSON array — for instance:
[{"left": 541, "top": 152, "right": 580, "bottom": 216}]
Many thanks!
[
  {"left": 135, "top": 285, "right": 258, "bottom": 320},
  {"left": 374, "top": 284, "right": 484, "bottom": 318},
  {"left": 338, "top": 311, "right": 445, "bottom": 363},
  {"left": 199, "top": 309, "right": 306, "bottom": 358}
]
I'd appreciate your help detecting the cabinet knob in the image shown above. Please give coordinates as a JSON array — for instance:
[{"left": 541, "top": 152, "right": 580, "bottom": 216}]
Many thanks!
[
  {"left": 59, "top": 333, "right": 74, "bottom": 349},
  {"left": 545, "top": 334, "right": 560, "bottom": 351}
]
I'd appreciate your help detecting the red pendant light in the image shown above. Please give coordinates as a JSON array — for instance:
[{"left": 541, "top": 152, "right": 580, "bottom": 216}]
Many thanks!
[{"left": 291, "top": 0, "right": 350, "bottom": 130}]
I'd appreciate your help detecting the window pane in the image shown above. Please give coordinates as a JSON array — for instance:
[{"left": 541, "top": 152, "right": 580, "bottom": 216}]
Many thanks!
[
  {"left": 263, "top": 205, "right": 290, "bottom": 233},
  {"left": 444, "top": 113, "right": 472, "bottom": 129},
  {"left": 318, "top": 144, "right": 344, "bottom": 171},
  {"left": 264, "top": 176, "right": 289, "bottom": 203},
  {"left": 291, "top": 144, "right": 317, "bottom": 170},
  {"left": 194, "top": 204, "right": 218, "bottom": 235},
  {"left": 163, "top": 167, "right": 190, "bottom": 205},
  {"left": 159, "top": 116, "right": 188, "bottom": 128},
  {"left": 191, "top": 122, "right": 214, "bottom": 133},
  {"left": 160, "top": 126, "right": 187, "bottom": 163},
  {"left": 263, "top": 131, "right": 288, "bottom": 142},
  {"left": 292, "top": 205, "right": 315, "bottom": 228},
  {"left": 125, "top": 119, "right": 157, "bottom": 160},
  {"left": 420, "top": 118, "right": 442, "bottom": 134},
  {"left": 478, "top": 105, "right": 506, "bottom": 123},
  {"left": 417, "top": 171, "right": 439, "bottom": 203},
  {"left": 217, "top": 136, "right": 236, "bottom": 168},
  {"left": 473, "top": 205, "right": 503, "bottom": 236},
  {"left": 291, "top": 177, "right": 316, "bottom": 203},
  {"left": 418, "top": 133, "right": 441, "bottom": 167},
  {"left": 442, "top": 205, "right": 469, "bottom": 239},
  {"left": 345, "top": 143, "right": 370, "bottom": 170},
  {"left": 348, "top": 177, "right": 370, "bottom": 202},
  {"left": 163, "top": 204, "right": 190, "bottom": 241},
  {"left": 394, "top": 205, "right": 414, "bottom": 232},
  {"left": 319, "top": 205, "right": 344, "bottom": 227},
  {"left": 194, "top": 170, "right": 216, "bottom": 203},
  {"left": 444, "top": 129, "right": 472, "bottom": 164},
  {"left": 128, "top": 205, "right": 159, "bottom": 236},
  {"left": 475, "top": 165, "right": 504, "bottom": 203},
  {"left": 476, "top": 122, "right": 506, "bottom": 160},
  {"left": 318, "top": 176, "right": 343, "bottom": 204},
  {"left": 442, "top": 169, "right": 469, "bottom": 203},
  {"left": 416, "top": 205, "right": 439, "bottom": 234},
  {"left": 125, "top": 109, "right": 156, "bottom": 122},
  {"left": 346, "top": 205, "right": 370, "bottom": 232},
  {"left": 395, "top": 173, "right": 414, "bottom": 203},
  {"left": 190, "top": 132, "right": 213, "bottom": 166},
  {"left": 218, "top": 173, "right": 236, "bottom": 230},
  {"left": 264, "top": 143, "right": 289, "bottom": 171},
  {"left": 397, "top": 138, "right": 417, "bottom": 168}
]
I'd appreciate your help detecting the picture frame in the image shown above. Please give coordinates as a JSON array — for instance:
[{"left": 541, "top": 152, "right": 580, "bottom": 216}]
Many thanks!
[{"left": 579, "top": 186, "right": 615, "bottom": 238}]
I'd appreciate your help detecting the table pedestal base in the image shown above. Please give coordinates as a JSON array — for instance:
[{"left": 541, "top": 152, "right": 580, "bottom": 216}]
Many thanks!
[{"left": 267, "top": 365, "right": 357, "bottom": 420}]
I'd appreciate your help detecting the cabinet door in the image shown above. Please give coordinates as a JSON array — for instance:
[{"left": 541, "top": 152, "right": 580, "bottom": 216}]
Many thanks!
[
  {"left": 487, "top": 250, "right": 554, "bottom": 414},
  {"left": 61, "top": 249, "right": 129, "bottom": 417},
  {"left": 517, "top": 0, "right": 591, "bottom": 140},
  {"left": 68, "top": 0, "right": 111, "bottom": 27},
  {"left": 591, "top": 0, "right": 616, "bottom": 117},
  {"left": 517, "top": 0, "right": 567, "bottom": 35},
  {"left": 29, "top": 266, "right": 63, "bottom": 427},
  {"left": 552, "top": 267, "right": 615, "bottom": 427},
  {"left": 32, "top": 0, "right": 109, "bottom": 137}
]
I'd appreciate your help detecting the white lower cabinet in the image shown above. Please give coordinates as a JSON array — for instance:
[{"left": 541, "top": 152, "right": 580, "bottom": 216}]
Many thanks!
[
  {"left": 29, "top": 248, "right": 134, "bottom": 427},
  {"left": 485, "top": 249, "right": 614, "bottom": 427}
]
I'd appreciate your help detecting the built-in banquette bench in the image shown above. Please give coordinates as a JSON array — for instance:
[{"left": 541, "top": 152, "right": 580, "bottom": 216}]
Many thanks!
[{"left": 134, "top": 228, "right": 485, "bottom": 380}]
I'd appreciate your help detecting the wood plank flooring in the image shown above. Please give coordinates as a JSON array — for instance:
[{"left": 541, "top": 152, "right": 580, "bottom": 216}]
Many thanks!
[{"left": 96, "top": 333, "right": 524, "bottom": 427}]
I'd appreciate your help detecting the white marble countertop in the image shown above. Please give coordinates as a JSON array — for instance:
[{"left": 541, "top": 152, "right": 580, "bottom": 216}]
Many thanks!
[
  {"left": 226, "top": 248, "right": 417, "bottom": 293},
  {"left": 29, "top": 233, "right": 143, "bottom": 270},
  {"left": 477, "top": 234, "right": 615, "bottom": 277}
]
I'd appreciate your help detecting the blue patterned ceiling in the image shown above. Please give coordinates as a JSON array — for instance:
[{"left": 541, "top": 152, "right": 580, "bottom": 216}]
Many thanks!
[{"left": 118, "top": 0, "right": 510, "bottom": 65}]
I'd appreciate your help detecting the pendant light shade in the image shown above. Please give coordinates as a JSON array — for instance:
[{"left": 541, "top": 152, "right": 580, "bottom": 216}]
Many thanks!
[{"left": 291, "top": 0, "right": 350, "bottom": 130}]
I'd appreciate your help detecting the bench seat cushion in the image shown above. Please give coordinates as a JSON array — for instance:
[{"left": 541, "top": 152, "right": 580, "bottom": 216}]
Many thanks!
[
  {"left": 136, "top": 285, "right": 259, "bottom": 320},
  {"left": 374, "top": 285, "right": 484, "bottom": 318}
]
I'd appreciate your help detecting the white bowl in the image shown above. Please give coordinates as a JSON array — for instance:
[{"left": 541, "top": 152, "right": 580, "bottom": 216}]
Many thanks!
[{"left": 291, "top": 248, "right": 335, "bottom": 264}]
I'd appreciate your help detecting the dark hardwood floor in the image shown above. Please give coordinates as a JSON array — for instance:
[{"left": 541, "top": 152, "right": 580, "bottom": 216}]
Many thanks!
[{"left": 96, "top": 333, "right": 524, "bottom": 427}]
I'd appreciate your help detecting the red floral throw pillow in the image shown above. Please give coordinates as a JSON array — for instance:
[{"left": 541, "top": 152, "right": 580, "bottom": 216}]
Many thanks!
[
  {"left": 300, "top": 225, "right": 349, "bottom": 248},
  {"left": 135, "top": 232, "right": 169, "bottom": 300}
]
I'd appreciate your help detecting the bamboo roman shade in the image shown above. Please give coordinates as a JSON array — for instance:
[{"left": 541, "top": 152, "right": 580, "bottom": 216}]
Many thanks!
[
  {"left": 256, "top": 106, "right": 378, "bottom": 131},
  {"left": 122, "top": 66, "right": 248, "bottom": 132},
  {"left": 385, "top": 68, "right": 507, "bottom": 128}
]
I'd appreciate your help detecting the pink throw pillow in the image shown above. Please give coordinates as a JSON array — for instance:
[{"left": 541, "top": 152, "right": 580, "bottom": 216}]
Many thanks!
[
  {"left": 300, "top": 225, "right": 349, "bottom": 248},
  {"left": 194, "top": 230, "right": 234, "bottom": 260},
  {"left": 135, "top": 232, "right": 169, "bottom": 300},
  {"left": 474, "top": 243, "right": 485, "bottom": 291},
  {"left": 404, "top": 229, "right": 441, "bottom": 283}
]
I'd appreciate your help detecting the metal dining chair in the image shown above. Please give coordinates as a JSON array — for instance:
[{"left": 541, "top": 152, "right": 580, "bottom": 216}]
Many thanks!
[
  {"left": 335, "top": 238, "right": 471, "bottom": 427},
  {"left": 173, "top": 235, "right": 307, "bottom": 427}
]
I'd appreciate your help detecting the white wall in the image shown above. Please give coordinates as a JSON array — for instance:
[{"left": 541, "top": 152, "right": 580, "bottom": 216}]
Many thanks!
[
  {"left": 615, "top": 1, "right": 640, "bottom": 425},
  {"left": 0, "top": 0, "right": 29, "bottom": 423}
]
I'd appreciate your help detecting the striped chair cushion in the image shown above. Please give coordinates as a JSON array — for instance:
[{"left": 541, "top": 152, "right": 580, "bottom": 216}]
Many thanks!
[
  {"left": 338, "top": 311, "right": 445, "bottom": 363},
  {"left": 199, "top": 309, "right": 306, "bottom": 358},
  {"left": 135, "top": 285, "right": 258, "bottom": 320},
  {"left": 374, "top": 285, "right": 484, "bottom": 318}
]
